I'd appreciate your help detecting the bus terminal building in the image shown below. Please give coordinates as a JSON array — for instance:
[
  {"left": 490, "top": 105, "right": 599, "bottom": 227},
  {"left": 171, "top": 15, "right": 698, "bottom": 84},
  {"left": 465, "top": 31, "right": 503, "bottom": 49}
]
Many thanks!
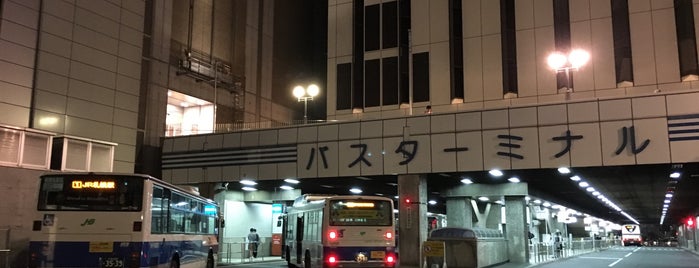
[{"left": 3, "top": 0, "right": 699, "bottom": 267}]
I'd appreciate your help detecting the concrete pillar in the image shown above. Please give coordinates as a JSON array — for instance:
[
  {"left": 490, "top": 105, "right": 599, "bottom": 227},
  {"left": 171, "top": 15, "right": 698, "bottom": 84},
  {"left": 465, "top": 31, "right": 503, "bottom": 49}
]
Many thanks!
[
  {"left": 471, "top": 199, "right": 491, "bottom": 228},
  {"left": 487, "top": 203, "right": 502, "bottom": 229},
  {"left": 397, "top": 174, "right": 428, "bottom": 268},
  {"left": 446, "top": 198, "right": 472, "bottom": 228},
  {"left": 505, "top": 196, "right": 529, "bottom": 263}
]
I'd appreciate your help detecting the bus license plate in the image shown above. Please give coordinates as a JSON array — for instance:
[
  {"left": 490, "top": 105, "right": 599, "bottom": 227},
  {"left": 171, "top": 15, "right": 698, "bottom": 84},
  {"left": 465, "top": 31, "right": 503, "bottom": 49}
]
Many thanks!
[
  {"left": 101, "top": 257, "right": 124, "bottom": 268},
  {"left": 370, "top": 251, "right": 385, "bottom": 259}
]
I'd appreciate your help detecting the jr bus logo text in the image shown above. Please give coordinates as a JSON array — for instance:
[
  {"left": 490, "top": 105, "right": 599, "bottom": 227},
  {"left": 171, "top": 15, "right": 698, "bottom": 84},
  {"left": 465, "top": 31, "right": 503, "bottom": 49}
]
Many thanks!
[{"left": 81, "top": 218, "right": 96, "bottom": 226}]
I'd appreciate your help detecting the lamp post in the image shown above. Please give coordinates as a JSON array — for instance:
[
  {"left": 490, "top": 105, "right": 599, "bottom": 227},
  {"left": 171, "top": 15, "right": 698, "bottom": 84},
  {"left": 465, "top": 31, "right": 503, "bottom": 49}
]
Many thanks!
[
  {"left": 293, "top": 84, "right": 319, "bottom": 124},
  {"left": 547, "top": 49, "right": 590, "bottom": 93}
]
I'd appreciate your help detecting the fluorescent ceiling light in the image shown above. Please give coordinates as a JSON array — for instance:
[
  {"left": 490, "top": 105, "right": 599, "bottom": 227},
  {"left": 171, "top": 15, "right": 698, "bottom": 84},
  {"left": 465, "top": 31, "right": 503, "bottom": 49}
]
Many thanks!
[
  {"left": 558, "top": 167, "right": 571, "bottom": 174},
  {"left": 478, "top": 196, "right": 490, "bottom": 201},
  {"left": 280, "top": 185, "right": 294, "bottom": 190},
  {"left": 461, "top": 178, "right": 474, "bottom": 184},
  {"left": 284, "top": 178, "right": 300, "bottom": 184},
  {"left": 508, "top": 177, "right": 520, "bottom": 183},
  {"left": 489, "top": 169, "right": 503, "bottom": 177},
  {"left": 240, "top": 180, "right": 257, "bottom": 186},
  {"left": 242, "top": 187, "right": 257, "bottom": 191},
  {"left": 428, "top": 200, "right": 437, "bottom": 205},
  {"left": 578, "top": 181, "right": 589, "bottom": 187},
  {"left": 670, "top": 172, "right": 681, "bottom": 179},
  {"left": 350, "top": 188, "right": 363, "bottom": 194},
  {"left": 570, "top": 175, "right": 581, "bottom": 181}
]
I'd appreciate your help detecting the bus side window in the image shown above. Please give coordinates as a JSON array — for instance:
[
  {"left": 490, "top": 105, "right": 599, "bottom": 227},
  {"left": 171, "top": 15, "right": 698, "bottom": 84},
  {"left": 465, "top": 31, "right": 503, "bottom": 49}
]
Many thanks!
[{"left": 151, "top": 186, "right": 165, "bottom": 234}]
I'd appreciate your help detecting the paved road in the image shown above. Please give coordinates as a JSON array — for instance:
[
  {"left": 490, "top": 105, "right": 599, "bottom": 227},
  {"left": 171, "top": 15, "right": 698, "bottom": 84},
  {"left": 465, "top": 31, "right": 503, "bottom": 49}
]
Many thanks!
[
  {"left": 218, "top": 247, "right": 699, "bottom": 268},
  {"left": 535, "top": 246, "right": 699, "bottom": 268}
]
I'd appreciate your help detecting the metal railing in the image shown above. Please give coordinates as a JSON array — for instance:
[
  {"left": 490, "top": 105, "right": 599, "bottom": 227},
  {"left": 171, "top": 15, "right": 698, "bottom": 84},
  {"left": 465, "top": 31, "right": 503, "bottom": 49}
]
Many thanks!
[
  {"left": 529, "top": 238, "right": 620, "bottom": 264},
  {"left": 219, "top": 240, "right": 282, "bottom": 264},
  {"left": 215, "top": 119, "right": 332, "bottom": 132}
]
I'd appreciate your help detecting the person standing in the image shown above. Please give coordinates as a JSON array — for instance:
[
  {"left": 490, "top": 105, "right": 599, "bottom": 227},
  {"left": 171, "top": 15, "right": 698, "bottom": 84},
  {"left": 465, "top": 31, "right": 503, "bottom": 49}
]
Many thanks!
[{"left": 247, "top": 228, "right": 260, "bottom": 258}]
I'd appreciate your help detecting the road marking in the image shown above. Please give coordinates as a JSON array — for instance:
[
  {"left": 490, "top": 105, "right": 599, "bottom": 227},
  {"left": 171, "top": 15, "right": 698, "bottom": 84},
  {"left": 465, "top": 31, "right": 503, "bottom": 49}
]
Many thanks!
[
  {"left": 579, "top": 257, "right": 622, "bottom": 260},
  {"left": 608, "top": 258, "right": 623, "bottom": 267},
  {"left": 624, "top": 253, "right": 632, "bottom": 257}
]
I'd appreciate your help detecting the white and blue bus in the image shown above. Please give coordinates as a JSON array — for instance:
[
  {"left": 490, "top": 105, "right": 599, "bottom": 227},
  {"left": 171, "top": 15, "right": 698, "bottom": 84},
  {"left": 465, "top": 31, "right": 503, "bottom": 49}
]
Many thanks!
[
  {"left": 283, "top": 195, "right": 397, "bottom": 268},
  {"left": 29, "top": 172, "right": 220, "bottom": 268}
]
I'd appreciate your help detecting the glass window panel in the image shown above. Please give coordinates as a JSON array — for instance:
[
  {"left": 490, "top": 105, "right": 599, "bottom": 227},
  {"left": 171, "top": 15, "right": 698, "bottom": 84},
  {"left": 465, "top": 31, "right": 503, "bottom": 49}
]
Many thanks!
[
  {"left": 0, "top": 128, "right": 20, "bottom": 164},
  {"left": 365, "top": 59, "right": 381, "bottom": 107},
  {"left": 365, "top": 4, "right": 380, "bottom": 51},
  {"left": 383, "top": 57, "right": 399, "bottom": 105},
  {"left": 337, "top": 63, "right": 352, "bottom": 110},
  {"left": 382, "top": 1, "right": 398, "bottom": 48},
  {"left": 22, "top": 133, "right": 50, "bottom": 167},
  {"left": 413, "top": 52, "right": 430, "bottom": 102}
]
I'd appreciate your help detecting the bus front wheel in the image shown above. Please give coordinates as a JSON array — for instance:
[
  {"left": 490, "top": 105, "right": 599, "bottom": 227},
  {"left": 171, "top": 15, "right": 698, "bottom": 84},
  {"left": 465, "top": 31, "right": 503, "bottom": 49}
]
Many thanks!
[{"left": 304, "top": 251, "right": 311, "bottom": 268}]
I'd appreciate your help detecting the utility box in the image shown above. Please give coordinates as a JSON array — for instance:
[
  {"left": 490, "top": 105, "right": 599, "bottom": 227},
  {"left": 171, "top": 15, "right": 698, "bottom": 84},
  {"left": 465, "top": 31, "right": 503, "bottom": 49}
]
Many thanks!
[{"left": 425, "top": 227, "right": 509, "bottom": 268}]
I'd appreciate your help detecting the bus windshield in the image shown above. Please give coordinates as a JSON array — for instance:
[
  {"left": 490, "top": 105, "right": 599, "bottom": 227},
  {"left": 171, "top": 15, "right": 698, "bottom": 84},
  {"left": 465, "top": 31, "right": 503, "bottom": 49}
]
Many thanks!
[
  {"left": 329, "top": 199, "right": 392, "bottom": 226},
  {"left": 37, "top": 174, "right": 143, "bottom": 211}
]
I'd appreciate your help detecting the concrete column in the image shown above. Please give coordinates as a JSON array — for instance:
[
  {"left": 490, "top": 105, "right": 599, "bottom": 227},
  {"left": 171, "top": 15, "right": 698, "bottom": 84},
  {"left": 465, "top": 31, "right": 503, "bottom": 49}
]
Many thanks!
[
  {"left": 397, "top": 174, "right": 427, "bottom": 268},
  {"left": 471, "top": 199, "right": 491, "bottom": 228},
  {"left": 446, "top": 198, "right": 472, "bottom": 228},
  {"left": 505, "top": 196, "right": 529, "bottom": 263},
  {"left": 487, "top": 203, "right": 502, "bottom": 229}
]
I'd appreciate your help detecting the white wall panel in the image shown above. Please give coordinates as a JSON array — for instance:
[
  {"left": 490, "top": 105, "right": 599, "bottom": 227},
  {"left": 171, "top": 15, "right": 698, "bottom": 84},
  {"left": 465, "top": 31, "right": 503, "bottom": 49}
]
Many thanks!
[
  {"left": 629, "top": 12, "right": 657, "bottom": 86},
  {"left": 538, "top": 105, "right": 567, "bottom": 125},
  {"left": 336, "top": 3, "right": 353, "bottom": 56},
  {"left": 258, "top": 130, "right": 277, "bottom": 146},
  {"left": 515, "top": 0, "right": 534, "bottom": 30},
  {"left": 481, "top": 0, "right": 500, "bottom": 35},
  {"left": 600, "top": 120, "right": 635, "bottom": 166},
  {"left": 632, "top": 96, "right": 666, "bottom": 118},
  {"left": 670, "top": 140, "right": 699, "bottom": 162},
  {"left": 456, "top": 131, "right": 484, "bottom": 171},
  {"left": 298, "top": 143, "right": 318, "bottom": 178},
  {"left": 205, "top": 134, "right": 223, "bottom": 150},
  {"left": 509, "top": 107, "right": 537, "bottom": 128},
  {"left": 516, "top": 29, "right": 537, "bottom": 97},
  {"left": 463, "top": 0, "right": 481, "bottom": 38},
  {"left": 431, "top": 114, "right": 455, "bottom": 133},
  {"left": 221, "top": 165, "right": 240, "bottom": 181},
  {"left": 406, "top": 135, "right": 431, "bottom": 173},
  {"left": 589, "top": 17, "right": 616, "bottom": 90},
  {"left": 326, "top": 58, "right": 337, "bottom": 115},
  {"left": 482, "top": 129, "right": 512, "bottom": 170},
  {"left": 188, "top": 136, "right": 206, "bottom": 151},
  {"left": 483, "top": 35, "right": 503, "bottom": 100},
  {"left": 666, "top": 93, "right": 699, "bottom": 115},
  {"left": 240, "top": 165, "right": 258, "bottom": 180},
  {"left": 571, "top": 21, "right": 594, "bottom": 92},
  {"left": 188, "top": 168, "right": 203, "bottom": 183},
  {"left": 456, "top": 112, "right": 482, "bottom": 132},
  {"left": 298, "top": 126, "right": 318, "bottom": 143},
  {"left": 510, "top": 127, "right": 540, "bottom": 169},
  {"left": 360, "top": 138, "right": 384, "bottom": 175},
  {"left": 327, "top": 4, "right": 337, "bottom": 58},
  {"left": 535, "top": 26, "right": 556, "bottom": 95},
  {"left": 539, "top": 125, "right": 570, "bottom": 168},
  {"left": 222, "top": 131, "right": 241, "bottom": 149},
  {"left": 652, "top": 8, "right": 680, "bottom": 84},
  {"left": 464, "top": 37, "right": 484, "bottom": 102},
  {"left": 205, "top": 166, "right": 222, "bottom": 182},
  {"left": 383, "top": 137, "right": 408, "bottom": 174},
  {"left": 384, "top": 118, "right": 406, "bottom": 136},
  {"left": 278, "top": 162, "right": 297, "bottom": 180},
  {"left": 533, "top": 0, "right": 553, "bottom": 27},
  {"left": 431, "top": 133, "right": 457, "bottom": 172},
  {"left": 411, "top": 0, "right": 430, "bottom": 46},
  {"left": 407, "top": 116, "right": 431, "bottom": 135},
  {"left": 430, "top": 42, "right": 451, "bottom": 105},
  {"left": 570, "top": 0, "right": 590, "bottom": 22},
  {"left": 339, "top": 122, "right": 360, "bottom": 139},
  {"left": 170, "top": 168, "right": 187, "bottom": 184},
  {"left": 241, "top": 131, "right": 259, "bottom": 147},
  {"left": 361, "top": 121, "right": 383, "bottom": 138},
  {"left": 319, "top": 124, "right": 339, "bottom": 141},
  {"left": 317, "top": 142, "right": 339, "bottom": 178},
  {"left": 258, "top": 163, "right": 277, "bottom": 179},
  {"left": 429, "top": 0, "right": 449, "bottom": 43},
  {"left": 278, "top": 128, "right": 298, "bottom": 144},
  {"left": 338, "top": 140, "right": 361, "bottom": 176},
  {"left": 628, "top": 0, "right": 651, "bottom": 12},
  {"left": 568, "top": 102, "right": 599, "bottom": 123},
  {"left": 633, "top": 118, "right": 670, "bottom": 164},
  {"left": 569, "top": 123, "right": 603, "bottom": 167},
  {"left": 482, "top": 109, "right": 508, "bottom": 129},
  {"left": 599, "top": 99, "right": 632, "bottom": 121}
]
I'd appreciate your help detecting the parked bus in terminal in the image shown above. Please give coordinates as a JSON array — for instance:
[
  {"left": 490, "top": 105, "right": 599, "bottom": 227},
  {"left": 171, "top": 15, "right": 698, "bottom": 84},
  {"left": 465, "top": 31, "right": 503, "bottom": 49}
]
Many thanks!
[
  {"left": 283, "top": 194, "right": 397, "bottom": 267},
  {"left": 621, "top": 224, "right": 642, "bottom": 246},
  {"left": 29, "top": 172, "right": 220, "bottom": 268}
]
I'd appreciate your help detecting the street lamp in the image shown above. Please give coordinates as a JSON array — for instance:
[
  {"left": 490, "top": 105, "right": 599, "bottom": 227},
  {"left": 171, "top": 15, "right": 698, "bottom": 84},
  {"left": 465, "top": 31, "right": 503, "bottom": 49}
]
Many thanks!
[
  {"left": 547, "top": 49, "right": 590, "bottom": 93},
  {"left": 293, "top": 84, "right": 319, "bottom": 124}
]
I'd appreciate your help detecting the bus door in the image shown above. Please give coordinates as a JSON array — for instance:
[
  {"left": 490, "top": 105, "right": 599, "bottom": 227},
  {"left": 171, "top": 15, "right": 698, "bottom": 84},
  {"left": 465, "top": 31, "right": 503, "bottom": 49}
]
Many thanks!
[{"left": 296, "top": 215, "right": 304, "bottom": 264}]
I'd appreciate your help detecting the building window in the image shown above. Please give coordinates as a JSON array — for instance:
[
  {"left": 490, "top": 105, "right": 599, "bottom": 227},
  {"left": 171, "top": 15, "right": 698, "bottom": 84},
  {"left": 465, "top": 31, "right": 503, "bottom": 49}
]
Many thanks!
[
  {"left": 674, "top": 0, "right": 699, "bottom": 79},
  {"left": 383, "top": 57, "right": 399, "bottom": 105},
  {"left": 611, "top": 0, "right": 633, "bottom": 84},
  {"left": 413, "top": 52, "right": 430, "bottom": 102},
  {"left": 382, "top": 1, "right": 398, "bottom": 49},
  {"left": 553, "top": 0, "right": 572, "bottom": 91},
  {"left": 449, "top": 0, "right": 464, "bottom": 101},
  {"left": 365, "top": 59, "right": 381, "bottom": 107},
  {"left": 501, "top": 0, "right": 518, "bottom": 94},
  {"left": 337, "top": 63, "right": 352, "bottom": 110},
  {"left": 166, "top": 90, "right": 213, "bottom": 136},
  {"left": 365, "top": 4, "right": 380, "bottom": 51}
]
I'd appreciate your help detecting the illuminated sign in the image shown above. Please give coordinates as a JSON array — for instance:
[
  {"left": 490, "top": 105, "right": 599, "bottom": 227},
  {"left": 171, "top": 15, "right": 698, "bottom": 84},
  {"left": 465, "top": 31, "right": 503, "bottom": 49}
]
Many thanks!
[
  {"left": 71, "top": 180, "right": 116, "bottom": 189},
  {"left": 345, "top": 202, "right": 375, "bottom": 208}
]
